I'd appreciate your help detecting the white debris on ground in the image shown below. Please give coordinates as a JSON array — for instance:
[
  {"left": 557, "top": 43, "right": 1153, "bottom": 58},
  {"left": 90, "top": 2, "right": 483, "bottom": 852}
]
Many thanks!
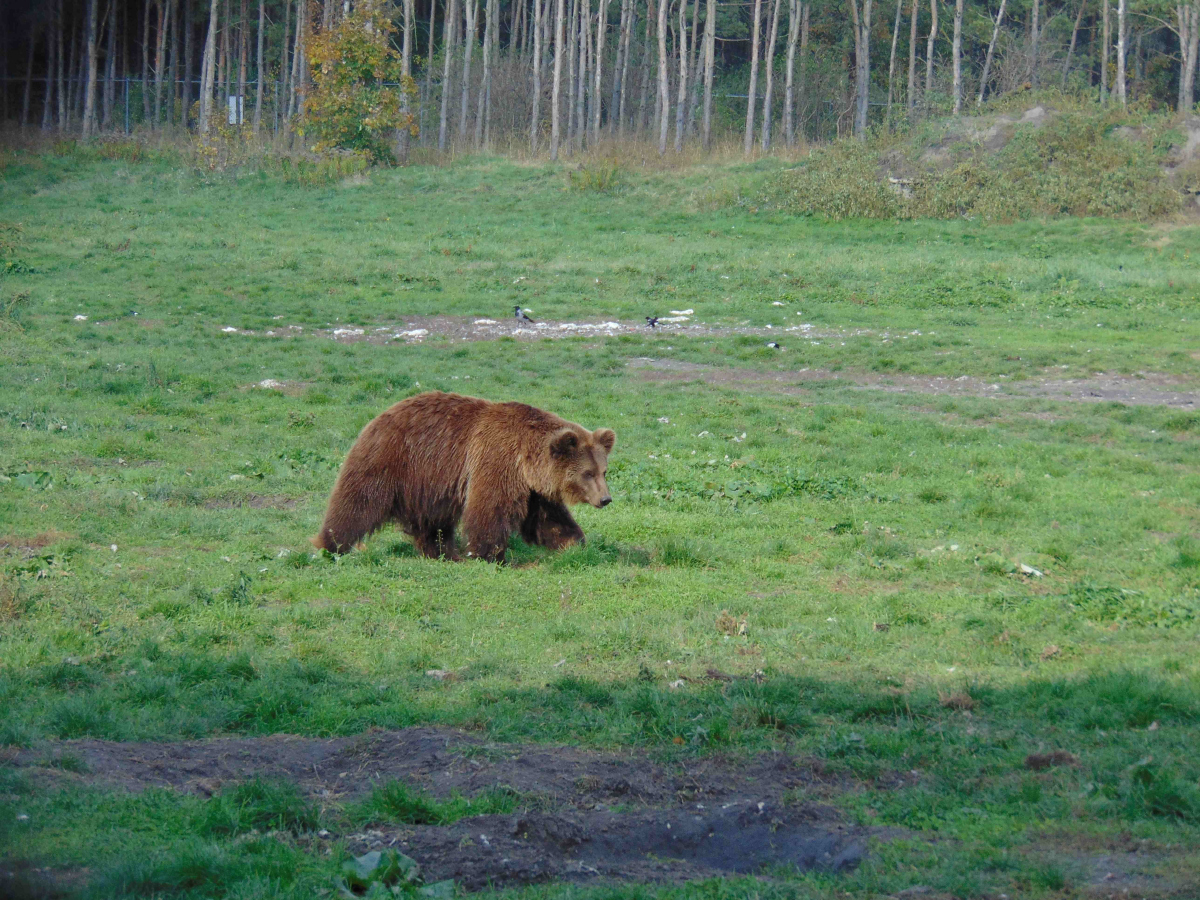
[
  {"left": 473, "top": 318, "right": 498, "bottom": 325},
  {"left": 333, "top": 327, "right": 365, "bottom": 337},
  {"left": 394, "top": 329, "right": 428, "bottom": 340},
  {"left": 255, "top": 379, "right": 285, "bottom": 389},
  {"left": 73, "top": 314, "right": 88, "bottom": 321},
  {"left": 221, "top": 326, "right": 238, "bottom": 333}
]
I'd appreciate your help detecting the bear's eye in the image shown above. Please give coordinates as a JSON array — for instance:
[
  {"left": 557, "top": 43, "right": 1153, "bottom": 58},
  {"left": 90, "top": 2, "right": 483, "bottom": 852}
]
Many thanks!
[{"left": 583, "top": 472, "right": 593, "bottom": 479}]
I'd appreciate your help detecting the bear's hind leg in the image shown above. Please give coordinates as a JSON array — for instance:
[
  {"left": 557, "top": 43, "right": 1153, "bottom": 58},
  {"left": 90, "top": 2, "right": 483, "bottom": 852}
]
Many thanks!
[{"left": 314, "top": 479, "right": 397, "bottom": 554}]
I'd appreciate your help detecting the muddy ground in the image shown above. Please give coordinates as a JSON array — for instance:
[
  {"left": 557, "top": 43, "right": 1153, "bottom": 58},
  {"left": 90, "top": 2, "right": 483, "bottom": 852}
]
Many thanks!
[
  {"left": 630, "top": 357, "right": 1200, "bottom": 410},
  {"left": 230, "top": 315, "right": 1200, "bottom": 410},
  {"left": 8, "top": 727, "right": 887, "bottom": 889}
]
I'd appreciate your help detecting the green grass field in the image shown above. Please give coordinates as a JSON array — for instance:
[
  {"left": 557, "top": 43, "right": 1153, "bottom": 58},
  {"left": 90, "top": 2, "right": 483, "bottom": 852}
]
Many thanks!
[{"left": 2, "top": 147, "right": 1200, "bottom": 899}]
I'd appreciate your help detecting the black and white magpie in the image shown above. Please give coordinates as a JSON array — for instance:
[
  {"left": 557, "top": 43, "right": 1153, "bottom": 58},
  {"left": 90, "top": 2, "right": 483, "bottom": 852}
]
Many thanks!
[
  {"left": 646, "top": 316, "right": 659, "bottom": 329},
  {"left": 514, "top": 306, "right": 535, "bottom": 323}
]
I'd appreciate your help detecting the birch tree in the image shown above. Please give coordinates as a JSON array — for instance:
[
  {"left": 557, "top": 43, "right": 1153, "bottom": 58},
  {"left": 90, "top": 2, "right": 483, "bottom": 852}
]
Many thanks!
[
  {"left": 594, "top": 0, "right": 610, "bottom": 140},
  {"left": 761, "top": 0, "right": 782, "bottom": 149},
  {"left": 1177, "top": 0, "right": 1200, "bottom": 111},
  {"left": 656, "top": 0, "right": 670, "bottom": 154},
  {"left": 675, "top": 0, "right": 690, "bottom": 150},
  {"left": 1062, "top": 0, "right": 1086, "bottom": 87},
  {"left": 81, "top": 0, "right": 99, "bottom": 137},
  {"left": 784, "top": 0, "right": 802, "bottom": 145},
  {"left": 924, "top": 0, "right": 937, "bottom": 101},
  {"left": 253, "top": 0, "right": 265, "bottom": 130},
  {"left": 701, "top": 0, "right": 715, "bottom": 147},
  {"left": 886, "top": 0, "right": 903, "bottom": 124},
  {"left": 551, "top": 0, "right": 565, "bottom": 158},
  {"left": 1116, "top": 0, "right": 1127, "bottom": 104},
  {"left": 531, "top": 0, "right": 543, "bottom": 152},
  {"left": 438, "top": 0, "right": 458, "bottom": 149},
  {"left": 850, "top": 0, "right": 872, "bottom": 137},
  {"left": 199, "top": 0, "right": 220, "bottom": 131},
  {"left": 978, "top": 0, "right": 1007, "bottom": 105},
  {"left": 744, "top": 0, "right": 763, "bottom": 154},
  {"left": 951, "top": 0, "right": 963, "bottom": 113}
]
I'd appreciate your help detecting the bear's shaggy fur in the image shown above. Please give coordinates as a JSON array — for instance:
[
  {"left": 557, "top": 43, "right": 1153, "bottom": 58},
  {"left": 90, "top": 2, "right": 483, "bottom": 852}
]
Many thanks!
[{"left": 313, "top": 391, "right": 616, "bottom": 562}]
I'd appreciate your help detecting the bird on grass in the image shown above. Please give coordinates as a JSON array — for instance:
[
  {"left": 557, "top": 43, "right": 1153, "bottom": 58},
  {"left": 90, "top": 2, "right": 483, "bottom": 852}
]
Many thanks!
[
  {"left": 514, "top": 306, "right": 535, "bottom": 324},
  {"left": 646, "top": 316, "right": 659, "bottom": 329},
  {"left": 766, "top": 341, "right": 782, "bottom": 350}
]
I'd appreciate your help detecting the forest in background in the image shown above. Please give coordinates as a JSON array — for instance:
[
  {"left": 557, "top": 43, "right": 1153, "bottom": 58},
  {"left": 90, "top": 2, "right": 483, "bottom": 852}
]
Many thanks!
[{"left": 0, "top": 0, "right": 1198, "bottom": 159}]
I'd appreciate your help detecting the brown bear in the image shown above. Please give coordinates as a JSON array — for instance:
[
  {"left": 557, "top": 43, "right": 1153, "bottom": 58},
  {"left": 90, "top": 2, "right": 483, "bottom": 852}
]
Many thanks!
[{"left": 312, "top": 391, "right": 616, "bottom": 562}]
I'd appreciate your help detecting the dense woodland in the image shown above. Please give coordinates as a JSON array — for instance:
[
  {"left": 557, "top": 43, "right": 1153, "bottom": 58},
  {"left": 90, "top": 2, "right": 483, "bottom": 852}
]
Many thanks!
[{"left": 1, "top": 0, "right": 1198, "bottom": 156}]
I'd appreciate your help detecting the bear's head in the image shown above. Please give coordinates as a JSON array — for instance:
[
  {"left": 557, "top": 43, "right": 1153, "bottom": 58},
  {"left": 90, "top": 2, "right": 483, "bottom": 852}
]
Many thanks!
[{"left": 549, "top": 426, "right": 616, "bottom": 508}]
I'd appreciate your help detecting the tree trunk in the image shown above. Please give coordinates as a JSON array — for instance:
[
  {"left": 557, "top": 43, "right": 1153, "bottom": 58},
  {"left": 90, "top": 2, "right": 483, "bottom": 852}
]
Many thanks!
[
  {"left": 761, "top": 0, "right": 782, "bottom": 149},
  {"left": 1116, "top": 0, "right": 1127, "bottom": 103},
  {"left": 238, "top": 0, "right": 249, "bottom": 118},
  {"left": 460, "top": 0, "right": 477, "bottom": 139},
  {"left": 886, "top": 0, "right": 903, "bottom": 124},
  {"left": 476, "top": 0, "right": 494, "bottom": 148},
  {"left": 796, "top": 1, "right": 809, "bottom": 132},
  {"left": 977, "top": 0, "right": 1007, "bottom": 105},
  {"left": 850, "top": 0, "right": 871, "bottom": 136},
  {"left": 438, "top": 0, "right": 459, "bottom": 149},
  {"left": 183, "top": 0, "right": 193, "bottom": 128},
  {"left": 784, "top": 0, "right": 800, "bottom": 145},
  {"left": 1101, "top": 0, "right": 1109, "bottom": 101},
  {"left": 142, "top": 0, "right": 152, "bottom": 122},
  {"left": 199, "top": 0, "right": 219, "bottom": 130},
  {"left": 55, "top": 0, "right": 66, "bottom": 129},
  {"left": 701, "top": 0, "right": 715, "bottom": 147},
  {"left": 280, "top": 0, "right": 291, "bottom": 122},
  {"left": 636, "top": 0, "right": 654, "bottom": 135},
  {"left": 532, "top": 0, "right": 543, "bottom": 151},
  {"left": 253, "top": 0, "right": 264, "bottom": 130},
  {"left": 1063, "top": 0, "right": 1085, "bottom": 87},
  {"left": 83, "top": 0, "right": 100, "bottom": 136},
  {"left": 420, "top": 0, "right": 435, "bottom": 143},
  {"left": 612, "top": 0, "right": 631, "bottom": 132},
  {"left": 169, "top": 0, "right": 181, "bottom": 125},
  {"left": 924, "top": 0, "right": 937, "bottom": 102},
  {"left": 656, "top": 0, "right": 670, "bottom": 153},
  {"left": 1030, "top": 0, "right": 1039, "bottom": 86},
  {"left": 950, "top": 0, "right": 962, "bottom": 113},
  {"left": 218, "top": 0, "right": 230, "bottom": 110},
  {"left": 594, "top": 0, "right": 609, "bottom": 140},
  {"left": 22, "top": 26, "right": 35, "bottom": 126},
  {"left": 288, "top": 0, "right": 304, "bottom": 119},
  {"left": 551, "top": 0, "right": 566, "bottom": 158},
  {"left": 907, "top": 0, "right": 917, "bottom": 113},
  {"left": 575, "top": 0, "right": 589, "bottom": 151},
  {"left": 155, "top": 0, "right": 170, "bottom": 126},
  {"left": 42, "top": 11, "right": 55, "bottom": 130},
  {"left": 104, "top": 0, "right": 118, "bottom": 128},
  {"left": 686, "top": 0, "right": 703, "bottom": 134},
  {"left": 1178, "top": 1, "right": 1200, "bottom": 111},
  {"left": 675, "top": 0, "right": 689, "bottom": 150},
  {"left": 566, "top": 0, "right": 579, "bottom": 147},
  {"left": 745, "top": 0, "right": 763, "bottom": 154}
]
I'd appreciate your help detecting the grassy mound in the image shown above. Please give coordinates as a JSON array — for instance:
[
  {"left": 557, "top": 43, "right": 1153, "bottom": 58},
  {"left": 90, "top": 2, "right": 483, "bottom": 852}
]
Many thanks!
[{"left": 772, "top": 100, "right": 1187, "bottom": 221}]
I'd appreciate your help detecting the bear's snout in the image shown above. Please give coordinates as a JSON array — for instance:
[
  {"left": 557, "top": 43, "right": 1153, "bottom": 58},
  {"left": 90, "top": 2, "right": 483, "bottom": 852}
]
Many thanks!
[{"left": 597, "top": 495, "right": 612, "bottom": 508}]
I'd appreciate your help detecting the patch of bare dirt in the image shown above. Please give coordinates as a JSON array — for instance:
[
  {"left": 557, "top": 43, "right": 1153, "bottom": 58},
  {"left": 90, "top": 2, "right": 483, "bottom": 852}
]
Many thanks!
[
  {"left": 220, "top": 315, "right": 848, "bottom": 346},
  {"left": 202, "top": 494, "right": 299, "bottom": 510},
  {"left": 9, "top": 727, "right": 891, "bottom": 888},
  {"left": 629, "top": 358, "right": 1200, "bottom": 410},
  {"left": 0, "top": 531, "right": 73, "bottom": 553}
]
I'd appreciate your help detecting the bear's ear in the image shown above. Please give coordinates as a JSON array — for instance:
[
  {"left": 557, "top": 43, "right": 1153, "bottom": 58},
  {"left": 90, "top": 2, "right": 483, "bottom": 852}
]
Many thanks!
[
  {"left": 593, "top": 428, "right": 616, "bottom": 454},
  {"left": 549, "top": 427, "right": 579, "bottom": 458}
]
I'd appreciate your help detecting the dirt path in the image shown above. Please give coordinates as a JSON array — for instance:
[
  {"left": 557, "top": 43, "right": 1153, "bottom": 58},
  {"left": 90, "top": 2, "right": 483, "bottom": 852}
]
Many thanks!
[
  {"left": 225, "top": 315, "right": 1200, "bottom": 410},
  {"left": 630, "top": 358, "right": 1200, "bottom": 410},
  {"left": 9, "top": 727, "right": 885, "bottom": 889}
]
